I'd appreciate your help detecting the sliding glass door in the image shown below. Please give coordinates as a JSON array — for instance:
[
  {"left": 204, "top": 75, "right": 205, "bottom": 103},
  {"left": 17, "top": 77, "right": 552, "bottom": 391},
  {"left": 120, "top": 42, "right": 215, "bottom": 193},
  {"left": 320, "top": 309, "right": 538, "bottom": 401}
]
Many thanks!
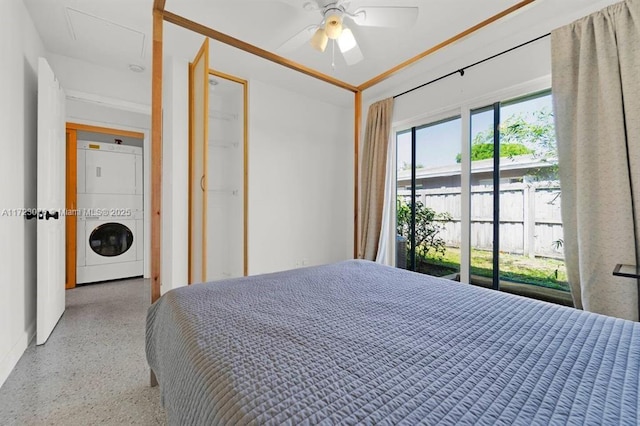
[{"left": 394, "top": 89, "right": 569, "bottom": 303}]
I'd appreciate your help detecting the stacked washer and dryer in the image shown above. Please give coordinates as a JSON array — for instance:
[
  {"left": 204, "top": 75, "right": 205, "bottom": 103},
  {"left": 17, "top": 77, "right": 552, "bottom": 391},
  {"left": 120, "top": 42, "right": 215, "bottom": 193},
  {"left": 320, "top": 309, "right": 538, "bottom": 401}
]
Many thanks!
[{"left": 76, "top": 141, "right": 143, "bottom": 284}]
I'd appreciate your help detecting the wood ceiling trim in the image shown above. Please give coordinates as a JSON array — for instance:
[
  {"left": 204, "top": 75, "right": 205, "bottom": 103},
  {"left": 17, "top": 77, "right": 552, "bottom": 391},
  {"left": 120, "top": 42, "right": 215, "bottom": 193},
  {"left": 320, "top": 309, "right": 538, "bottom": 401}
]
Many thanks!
[
  {"left": 66, "top": 122, "right": 145, "bottom": 139},
  {"left": 162, "top": 10, "right": 359, "bottom": 93},
  {"left": 358, "top": 0, "right": 537, "bottom": 91}
]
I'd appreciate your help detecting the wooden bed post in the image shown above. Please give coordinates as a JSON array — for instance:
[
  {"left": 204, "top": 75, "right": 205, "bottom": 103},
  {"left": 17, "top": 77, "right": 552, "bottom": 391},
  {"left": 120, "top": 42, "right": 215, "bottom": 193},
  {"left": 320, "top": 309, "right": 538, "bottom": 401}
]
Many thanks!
[
  {"left": 151, "top": 1, "right": 165, "bottom": 388},
  {"left": 354, "top": 90, "right": 362, "bottom": 259},
  {"left": 151, "top": 7, "right": 163, "bottom": 305}
]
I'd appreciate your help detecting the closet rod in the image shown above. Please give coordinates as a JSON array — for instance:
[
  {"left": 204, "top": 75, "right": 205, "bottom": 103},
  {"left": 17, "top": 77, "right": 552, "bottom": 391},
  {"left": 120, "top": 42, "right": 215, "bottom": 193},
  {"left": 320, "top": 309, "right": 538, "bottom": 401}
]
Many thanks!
[{"left": 393, "top": 32, "right": 551, "bottom": 100}]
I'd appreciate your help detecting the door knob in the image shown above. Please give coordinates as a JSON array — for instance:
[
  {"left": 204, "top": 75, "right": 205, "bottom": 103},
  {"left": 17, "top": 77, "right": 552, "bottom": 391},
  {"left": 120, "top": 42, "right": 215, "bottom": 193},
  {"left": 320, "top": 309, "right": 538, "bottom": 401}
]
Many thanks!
[{"left": 46, "top": 211, "right": 59, "bottom": 220}]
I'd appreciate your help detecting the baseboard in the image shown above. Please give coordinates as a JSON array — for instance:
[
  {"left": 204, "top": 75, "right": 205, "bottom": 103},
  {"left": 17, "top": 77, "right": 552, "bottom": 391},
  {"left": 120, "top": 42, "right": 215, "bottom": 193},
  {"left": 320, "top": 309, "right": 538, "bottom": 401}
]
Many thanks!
[{"left": 0, "top": 320, "right": 36, "bottom": 389}]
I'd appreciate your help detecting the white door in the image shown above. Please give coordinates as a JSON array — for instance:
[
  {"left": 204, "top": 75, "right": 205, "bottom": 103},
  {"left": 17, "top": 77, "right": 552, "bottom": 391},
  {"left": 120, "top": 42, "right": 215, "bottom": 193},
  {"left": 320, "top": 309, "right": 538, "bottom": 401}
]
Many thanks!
[{"left": 37, "top": 57, "right": 66, "bottom": 345}]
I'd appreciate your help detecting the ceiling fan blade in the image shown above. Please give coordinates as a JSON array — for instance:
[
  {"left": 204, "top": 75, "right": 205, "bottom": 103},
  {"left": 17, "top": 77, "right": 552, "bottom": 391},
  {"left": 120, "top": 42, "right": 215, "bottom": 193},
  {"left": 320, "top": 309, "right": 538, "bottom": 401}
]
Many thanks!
[
  {"left": 338, "top": 28, "right": 363, "bottom": 65},
  {"left": 271, "top": 0, "right": 309, "bottom": 8},
  {"left": 351, "top": 7, "right": 418, "bottom": 27},
  {"left": 269, "top": 0, "right": 322, "bottom": 11},
  {"left": 230, "top": 0, "right": 309, "bottom": 9},
  {"left": 277, "top": 25, "right": 317, "bottom": 53}
]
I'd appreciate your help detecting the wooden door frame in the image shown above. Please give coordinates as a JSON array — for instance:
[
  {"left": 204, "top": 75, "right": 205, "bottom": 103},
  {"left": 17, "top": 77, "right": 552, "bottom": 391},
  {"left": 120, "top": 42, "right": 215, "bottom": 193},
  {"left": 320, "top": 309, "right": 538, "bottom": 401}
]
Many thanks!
[
  {"left": 65, "top": 129, "right": 77, "bottom": 289},
  {"left": 65, "top": 122, "right": 145, "bottom": 290},
  {"left": 208, "top": 69, "right": 249, "bottom": 278}
]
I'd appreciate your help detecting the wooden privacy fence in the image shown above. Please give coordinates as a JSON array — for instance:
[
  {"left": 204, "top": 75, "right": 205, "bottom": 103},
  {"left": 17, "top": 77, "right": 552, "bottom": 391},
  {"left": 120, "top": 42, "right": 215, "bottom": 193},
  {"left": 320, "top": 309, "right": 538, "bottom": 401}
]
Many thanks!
[{"left": 398, "top": 181, "right": 564, "bottom": 259}]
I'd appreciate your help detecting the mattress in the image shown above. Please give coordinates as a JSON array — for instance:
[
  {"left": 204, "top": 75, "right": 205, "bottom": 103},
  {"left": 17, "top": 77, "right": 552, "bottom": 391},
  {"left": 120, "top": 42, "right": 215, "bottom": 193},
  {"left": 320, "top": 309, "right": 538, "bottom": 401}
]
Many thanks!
[{"left": 146, "top": 260, "right": 640, "bottom": 425}]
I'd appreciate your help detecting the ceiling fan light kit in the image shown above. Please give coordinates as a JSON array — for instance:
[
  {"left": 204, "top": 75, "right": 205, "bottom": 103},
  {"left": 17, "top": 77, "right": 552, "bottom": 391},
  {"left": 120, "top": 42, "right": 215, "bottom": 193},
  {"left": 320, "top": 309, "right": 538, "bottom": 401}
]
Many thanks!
[{"left": 324, "top": 13, "right": 343, "bottom": 39}]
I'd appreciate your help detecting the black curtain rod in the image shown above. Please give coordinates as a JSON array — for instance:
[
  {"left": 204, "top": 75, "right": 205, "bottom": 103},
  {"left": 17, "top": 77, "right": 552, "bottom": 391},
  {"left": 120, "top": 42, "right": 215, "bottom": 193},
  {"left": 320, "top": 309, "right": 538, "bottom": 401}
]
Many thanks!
[{"left": 393, "top": 32, "right": 551, "bottom": 99}]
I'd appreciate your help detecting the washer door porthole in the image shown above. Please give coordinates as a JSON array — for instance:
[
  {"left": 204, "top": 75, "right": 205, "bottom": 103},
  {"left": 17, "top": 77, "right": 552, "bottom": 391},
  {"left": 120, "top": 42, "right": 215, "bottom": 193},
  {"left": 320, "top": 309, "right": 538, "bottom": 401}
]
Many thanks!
[{"left": 89, "top": 223, "right": 134, "bottom": 257}]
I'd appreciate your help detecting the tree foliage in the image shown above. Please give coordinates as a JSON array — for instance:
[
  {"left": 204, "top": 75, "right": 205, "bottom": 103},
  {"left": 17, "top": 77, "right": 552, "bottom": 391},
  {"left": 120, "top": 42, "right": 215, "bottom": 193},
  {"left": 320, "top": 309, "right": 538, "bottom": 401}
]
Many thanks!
[
  {"left": 456, "top": 143, "right": 533, "bottom": 163},
  {"left": 455, "top": 108, "right": 556, "bottom": 167},
  {"left": 397, "top": 198, "right": 452, "bottom": 260}
]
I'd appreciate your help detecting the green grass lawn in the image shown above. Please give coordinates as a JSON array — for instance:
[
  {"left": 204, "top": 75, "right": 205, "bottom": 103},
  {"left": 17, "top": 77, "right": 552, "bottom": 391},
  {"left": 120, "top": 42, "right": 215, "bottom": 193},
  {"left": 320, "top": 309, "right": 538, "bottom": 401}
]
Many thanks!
[{"left": 417, "top": 247, "right": 569, "bottom": 292}]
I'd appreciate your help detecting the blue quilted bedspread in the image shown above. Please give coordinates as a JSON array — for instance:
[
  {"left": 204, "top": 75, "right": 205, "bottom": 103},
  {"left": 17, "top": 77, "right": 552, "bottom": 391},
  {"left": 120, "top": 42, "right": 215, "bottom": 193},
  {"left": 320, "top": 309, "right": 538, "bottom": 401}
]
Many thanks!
[{"left": 146, "top": 260, "right": 640, "bottom": 425}]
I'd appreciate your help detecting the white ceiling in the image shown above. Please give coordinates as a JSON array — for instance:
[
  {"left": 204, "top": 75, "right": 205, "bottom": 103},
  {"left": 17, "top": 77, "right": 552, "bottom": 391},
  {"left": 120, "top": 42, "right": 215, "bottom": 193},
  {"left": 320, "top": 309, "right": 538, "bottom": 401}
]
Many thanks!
[{"left": 24, "top": 0, "right": 621, "bottom": 107}]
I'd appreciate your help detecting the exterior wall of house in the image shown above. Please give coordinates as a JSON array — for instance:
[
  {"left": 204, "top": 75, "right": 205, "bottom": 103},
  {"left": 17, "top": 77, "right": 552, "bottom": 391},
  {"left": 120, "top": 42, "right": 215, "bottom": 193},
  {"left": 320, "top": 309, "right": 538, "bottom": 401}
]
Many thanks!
[
  {"left": 397, "top": 164, "right": 556, "bottom": 190},
  {"left": 0, "top": 0, "right": 45, "bottom": 388}
]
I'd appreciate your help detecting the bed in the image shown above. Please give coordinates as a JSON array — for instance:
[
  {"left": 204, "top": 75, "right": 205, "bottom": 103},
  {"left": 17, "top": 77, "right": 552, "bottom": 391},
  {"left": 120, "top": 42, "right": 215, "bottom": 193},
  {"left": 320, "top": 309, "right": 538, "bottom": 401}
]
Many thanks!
[{"left": 146, "top": 260, "right": 640, "bottom": 425}]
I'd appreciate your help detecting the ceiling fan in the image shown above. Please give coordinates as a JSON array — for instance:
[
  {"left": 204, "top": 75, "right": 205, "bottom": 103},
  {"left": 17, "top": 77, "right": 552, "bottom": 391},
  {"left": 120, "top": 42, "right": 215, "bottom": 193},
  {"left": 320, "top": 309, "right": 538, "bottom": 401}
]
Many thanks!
[{"left": 278, "top": 0, "right": 419, "bottom": 67}]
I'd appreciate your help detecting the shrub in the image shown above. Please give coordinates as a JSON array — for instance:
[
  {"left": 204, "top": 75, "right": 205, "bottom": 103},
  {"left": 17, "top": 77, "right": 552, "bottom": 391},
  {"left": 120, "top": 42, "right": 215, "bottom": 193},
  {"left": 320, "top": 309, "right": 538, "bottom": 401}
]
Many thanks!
[{"left": 397, "top": 197, "right": 452, "bottom": 261}]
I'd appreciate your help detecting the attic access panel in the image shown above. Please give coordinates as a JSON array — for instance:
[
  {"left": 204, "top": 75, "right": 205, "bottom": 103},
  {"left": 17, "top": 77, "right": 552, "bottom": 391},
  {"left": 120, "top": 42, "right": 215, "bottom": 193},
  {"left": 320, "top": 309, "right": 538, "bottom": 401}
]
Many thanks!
[{"left": 66, "top": 8, "right": 146, "bottom": 63}]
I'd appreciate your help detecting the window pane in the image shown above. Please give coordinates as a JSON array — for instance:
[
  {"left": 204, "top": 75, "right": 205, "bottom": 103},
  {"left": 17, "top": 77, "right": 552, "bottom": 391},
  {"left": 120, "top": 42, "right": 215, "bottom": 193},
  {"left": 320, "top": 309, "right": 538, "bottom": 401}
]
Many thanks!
[
  {"left": 498, "top": 92, "right": 568, "bottom": 292},
  {"left": 396, "top": 117, "right": 461, "bottom": 277},
  {"left": 470, "top": 106, "right": 495, "bottom": 285}
]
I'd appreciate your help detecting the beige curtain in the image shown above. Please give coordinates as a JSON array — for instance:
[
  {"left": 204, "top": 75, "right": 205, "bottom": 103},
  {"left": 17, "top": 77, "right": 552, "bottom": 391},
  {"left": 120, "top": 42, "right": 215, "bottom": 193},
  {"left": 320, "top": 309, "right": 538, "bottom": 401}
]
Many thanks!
[
  {"left": 551, "top": 0, "right": 639, "bottom": 320},
  {"left": 358, "top": 98, "right": 394, "bottom": 260}
]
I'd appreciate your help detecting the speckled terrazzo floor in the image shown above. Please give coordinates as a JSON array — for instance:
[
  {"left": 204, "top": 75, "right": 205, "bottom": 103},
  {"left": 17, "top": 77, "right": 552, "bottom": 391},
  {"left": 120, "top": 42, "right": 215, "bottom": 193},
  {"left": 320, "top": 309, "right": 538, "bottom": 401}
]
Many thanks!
[{"left": 0, "top": 278, "right": 166, "bottom": 425}]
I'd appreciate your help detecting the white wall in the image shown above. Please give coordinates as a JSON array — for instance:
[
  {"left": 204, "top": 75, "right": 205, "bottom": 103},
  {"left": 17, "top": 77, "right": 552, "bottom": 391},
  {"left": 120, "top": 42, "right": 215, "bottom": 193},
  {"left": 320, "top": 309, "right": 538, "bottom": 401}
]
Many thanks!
[
  {"left": 0, "top": 0, "right": 45, "bottom": 388},
  {"left": 248, "top": 80, "right": 354, "bottom": 275},
  {"left": 361, "top": 0, "right": 619, "bottom": 116},
  {"left": 161, "top": 56, "right": 189, "bottom": 293},
  {"left": 407, "top": 41, "right": 550, "bottom": 124},
  {"left": 366, "top": 37, "right": 552, "bottom": 127},
  {"left": 66, "top": 99, "right": 150, "bottom": 129}
]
